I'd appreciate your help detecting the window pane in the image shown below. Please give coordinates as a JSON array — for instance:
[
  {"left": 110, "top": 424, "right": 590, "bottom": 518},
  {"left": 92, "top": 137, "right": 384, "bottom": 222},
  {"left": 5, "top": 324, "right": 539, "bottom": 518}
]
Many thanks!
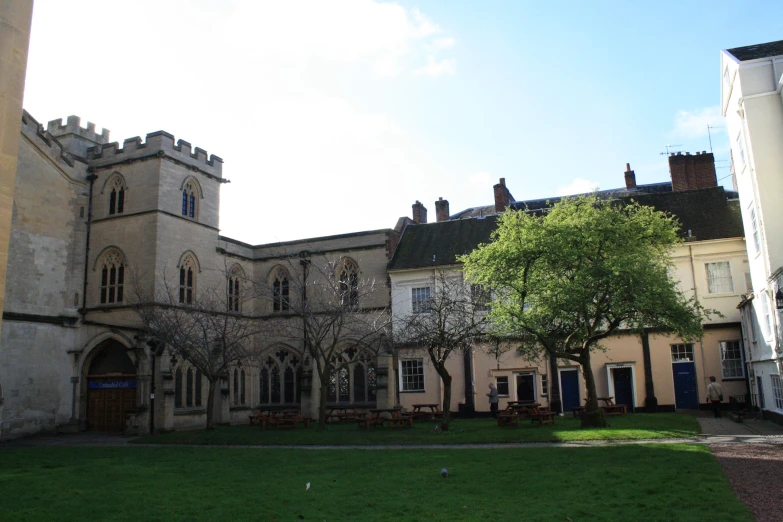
[
  {"left": 109, "top": 190, "right": 116, "bottom": 215},
  {"left": 720, "top": 341, "right": 744, "bottom": 379},
  {"left": 497, "top": 376, "right": 509, "bottom": 396},
  {"left": 270, "top": 366, "right": 281, "bottom": 403},
  {"left": 354, "top": 363, "right": 366, "bottom": 403},
  {"left": 117, "top": 188, "right": 124, "bottom": 213},
  {"left": 671, "top": 344, "right": 694, "bottom": 362},
  {"left": 195, "top": 370, "right": 202, "bottom": 407},
  {"left": 706, "top": 262, "right": 733, "bottom": 294},
  {"left": 182, "top": 191, "right": 188, "bottom": 215},
  {"left": 174, "top": 369, "right": 183, "bottom": 408},
  {"left": 186, "top": 369, "right": 194, "bottom": 407},
  {"left": 401, "top": 359, "right": 424, "bottom": 391},
  {"left": 412, "top": 287, "right": 432, "bottom": 314},
  {"left": 284, "top": 367, "right": 295, "bottom": 403},
  {"left": 260, "top": 368, "right": 269, "bottom": 403}
]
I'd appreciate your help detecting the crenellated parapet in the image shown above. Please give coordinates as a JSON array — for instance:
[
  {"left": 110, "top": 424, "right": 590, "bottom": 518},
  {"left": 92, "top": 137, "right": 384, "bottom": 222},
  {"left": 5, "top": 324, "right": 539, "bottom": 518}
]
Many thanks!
[
  {"left": 86, "top": 130, "right": 224, "bottom": 180},
  {"left": 20, "top": 110, "right": 88, "bottom": 181},
  {"left": 46, "top": 115, "right": 110, "bottom": 145}
]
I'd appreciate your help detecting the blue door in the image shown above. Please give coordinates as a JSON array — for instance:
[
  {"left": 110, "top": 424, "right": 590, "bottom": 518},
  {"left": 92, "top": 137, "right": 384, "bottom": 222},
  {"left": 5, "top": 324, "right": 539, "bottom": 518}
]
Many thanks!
[
  {"left": 560, "top": 370, "right": 580, "bottom": 413},
  {"left": 672, "top": 362, "right": 698, "bottom": 409},
  {"left": 612, "top": 367, "right": 634, "bottom": 413}
]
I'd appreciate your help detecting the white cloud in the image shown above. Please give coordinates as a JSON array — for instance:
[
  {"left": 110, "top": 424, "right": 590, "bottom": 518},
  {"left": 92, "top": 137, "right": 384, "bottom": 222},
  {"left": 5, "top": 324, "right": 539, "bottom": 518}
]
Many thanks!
[
  {"left": 415, "top": 56, "right": 456, "bottom": 77},
  {"left": 555, "top": 178, "right": 600, "bottom": 196},
  {"left": 430, "top": 37, "right": 456, "bottom": 51},
  {"left": 671, "top": 106, "right": 725, "bottom": 139}
]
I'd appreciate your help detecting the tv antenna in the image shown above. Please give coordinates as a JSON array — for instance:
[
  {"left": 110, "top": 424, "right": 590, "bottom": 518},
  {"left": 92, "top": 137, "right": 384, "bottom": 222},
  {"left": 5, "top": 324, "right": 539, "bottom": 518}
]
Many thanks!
[
  {"left": 659, "top": 144, "right": 683, "bottom": 156},
  {"left": 707, "top": 125, "right": 724, "bottom": 153}
]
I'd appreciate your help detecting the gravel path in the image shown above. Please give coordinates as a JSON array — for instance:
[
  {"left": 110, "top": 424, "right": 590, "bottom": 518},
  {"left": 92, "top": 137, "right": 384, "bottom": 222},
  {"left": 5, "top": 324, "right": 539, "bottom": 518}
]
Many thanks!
[{"left": 711, "top": 442, "right": 783, "bottom": 522}]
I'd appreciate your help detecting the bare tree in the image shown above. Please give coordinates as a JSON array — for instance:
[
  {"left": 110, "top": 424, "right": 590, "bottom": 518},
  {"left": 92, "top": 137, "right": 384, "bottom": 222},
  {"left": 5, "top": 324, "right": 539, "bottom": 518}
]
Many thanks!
[
  {"left": 393, "top": 271, "right": 490, "bottom": 431},
  {"left": 132, "top": 265, "right": 268, "bottom": 430},
  {"left": 256, "top": 253, "right": 391, "bottom": 430}
]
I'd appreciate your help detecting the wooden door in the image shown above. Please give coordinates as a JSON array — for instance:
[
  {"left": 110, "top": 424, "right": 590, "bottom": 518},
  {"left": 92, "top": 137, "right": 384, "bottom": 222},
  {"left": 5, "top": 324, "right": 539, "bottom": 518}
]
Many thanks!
[{"left": 87, "top": 380, "right": 136, "bottom": 432}]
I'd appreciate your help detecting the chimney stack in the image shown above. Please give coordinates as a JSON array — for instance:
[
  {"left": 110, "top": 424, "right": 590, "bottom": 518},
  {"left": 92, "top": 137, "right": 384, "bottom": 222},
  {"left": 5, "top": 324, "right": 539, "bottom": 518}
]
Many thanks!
[
  {"left": 493, "top": 178, "right": 514, "bottom": 213},
  {"left": 435, "top": 197, "right": 450, "bottom": 222},
  {"left": 624, "top": 163, "right": 637, "bottom": 190},
  {"left": 412, "top": 200, "right": 427, "bottom": 224},
  {"left": 668, "top": 152, "right": 717, "bottom": 192}
]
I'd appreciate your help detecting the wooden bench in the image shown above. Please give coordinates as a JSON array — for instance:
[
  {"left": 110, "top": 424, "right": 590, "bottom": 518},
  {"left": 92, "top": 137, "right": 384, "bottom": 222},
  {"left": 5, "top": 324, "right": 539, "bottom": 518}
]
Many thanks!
[
  {"left": 529, "top": 410, "right": 556, "bottom": 426},
  {"left": 386, "top": 412, "right": 413, "bottom": 428},
  {"left": 497, "top": 413, "right": 520, "bottom": 427},
  {"left": 357, "top": 412, "right": 385, "bottom": 429}
]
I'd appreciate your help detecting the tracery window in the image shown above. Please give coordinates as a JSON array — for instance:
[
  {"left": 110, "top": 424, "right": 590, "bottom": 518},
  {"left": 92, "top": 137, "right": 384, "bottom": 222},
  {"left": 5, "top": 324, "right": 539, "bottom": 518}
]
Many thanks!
[
  {"left": 258, "top": 350, "right": 302, "bottom": 405},
  {"left": 228, "top": 268, "right": 241, "bottom": 313},
  {"left": 339, "top": 260, "right": 359, "bottom": 309},
  {"left": 327, "top": 348, "right": 377, "bottom": 404},
  {"left": 175, "top": 366, "right": 203, "bottom": 409},
  {"left": 272, "top": 267, "right": 290, "bottom": 312},
  {"left": 108, "top": 176, "right": 125, "bottom": 215},
  {"left": 182, "top": 181, "right": 197, "bottom": 218},
  {"left": 99, "top": 249, "right": 125, "bottom": 304},
  {"left": 179, "top": 255, "right": 196, "bottom": 304}
]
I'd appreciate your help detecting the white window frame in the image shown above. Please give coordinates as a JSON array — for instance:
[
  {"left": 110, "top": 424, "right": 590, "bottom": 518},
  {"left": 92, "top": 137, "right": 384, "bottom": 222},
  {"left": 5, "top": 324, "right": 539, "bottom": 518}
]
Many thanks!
[
  {"left": 719, "top": 340, "right": 744, "bottom": 379},
  {"left": 736, "top": 131, "right": 746, "bottom": 167},
  {"left": 411, "top": 286, "right": 432, "bottom": 314},
  {"left": 705, "top": 261, "right": 734, "bottom": 294},
  {"left": 771, "top": 375, "right": 783, "bottom": 411},
  {"left": 750, "top": 204, "right": 760, "bottom": 254},
  {"left": 399, "top": 359, "right": 424, "bottom": 392},
  {"left": 495, "top": 376, "right": 510, "bottom": 397},
  {"left": 670, "top": 344, "right": 694, "bottom": 363},
  {"left": 760, "top": 294, "right": 772, "bottom": 340}
]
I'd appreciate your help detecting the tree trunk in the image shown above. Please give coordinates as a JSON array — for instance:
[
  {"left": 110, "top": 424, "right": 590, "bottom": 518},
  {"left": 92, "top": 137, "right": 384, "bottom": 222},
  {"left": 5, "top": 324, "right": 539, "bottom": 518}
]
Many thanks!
[
  {"left": 641, "top": 330, "right": 658, "bottom": 413},
  {"left": 317, "top": 377, "right": 329, "bottom": 431},
  {"left": 206, "top": 379, "right": 217, "bottom": 430},
  {"left": 548, "top": 353, "right": 562, "bottom": 414},
  {"left": 580, "top": 350, "right": 607, "bottom": 428},
  {"left": 438, "top": 366, "right": 452, "bottom": 431}
]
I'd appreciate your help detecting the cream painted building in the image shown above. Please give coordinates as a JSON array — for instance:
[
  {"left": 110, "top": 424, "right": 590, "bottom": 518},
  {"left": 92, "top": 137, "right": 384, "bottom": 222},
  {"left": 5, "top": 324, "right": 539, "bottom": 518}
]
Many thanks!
[
  {"left": 0, "top": 111, "right": 401, "bottom": 439},
  {"left": 389, "top": 158, "right": 748, "bottom": 415},
  {"left": 721, "top": 40, "right": 783, "bottom": 422}
]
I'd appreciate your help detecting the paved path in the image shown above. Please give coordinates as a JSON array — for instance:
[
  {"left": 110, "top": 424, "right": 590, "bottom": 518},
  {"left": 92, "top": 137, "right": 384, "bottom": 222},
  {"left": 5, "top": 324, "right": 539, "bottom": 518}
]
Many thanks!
[{"left": 4, "top": 414, "right": 782, "bottom": 449}]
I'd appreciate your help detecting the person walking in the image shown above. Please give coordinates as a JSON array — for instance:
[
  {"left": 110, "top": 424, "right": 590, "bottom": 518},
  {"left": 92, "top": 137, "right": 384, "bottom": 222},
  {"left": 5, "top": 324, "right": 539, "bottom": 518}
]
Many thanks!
[
  {"left": 706, "top": 376, "right": 724, "bottom": 418},
  {"left": 487, "top": 383, "right": 499, "bottom": 418}
]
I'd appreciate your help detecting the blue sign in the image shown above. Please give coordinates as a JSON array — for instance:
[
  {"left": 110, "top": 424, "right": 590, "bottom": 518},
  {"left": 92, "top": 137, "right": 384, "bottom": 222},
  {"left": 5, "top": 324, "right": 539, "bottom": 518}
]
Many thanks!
[{"left": 88, "top": 380, "right": 137, "bottom": 389}]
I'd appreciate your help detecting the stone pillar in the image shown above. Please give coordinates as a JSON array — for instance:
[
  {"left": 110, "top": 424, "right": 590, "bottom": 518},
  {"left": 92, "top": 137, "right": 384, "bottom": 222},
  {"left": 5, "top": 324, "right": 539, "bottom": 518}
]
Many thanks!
[
  {"left": 0, "top": 1, "right": 33, "bottom": 341},
  {"left": 375, "top": 353, "right": 394, "bottom": 409},
  {"left": 159, "top": 355, "right": 175, "bottom": 432}
]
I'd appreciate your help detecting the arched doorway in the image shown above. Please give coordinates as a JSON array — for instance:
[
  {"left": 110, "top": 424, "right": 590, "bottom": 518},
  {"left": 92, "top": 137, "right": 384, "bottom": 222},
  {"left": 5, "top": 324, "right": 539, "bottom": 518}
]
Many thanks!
[{"left": 85, "top": 340, "right": 137, "bottom": 432}]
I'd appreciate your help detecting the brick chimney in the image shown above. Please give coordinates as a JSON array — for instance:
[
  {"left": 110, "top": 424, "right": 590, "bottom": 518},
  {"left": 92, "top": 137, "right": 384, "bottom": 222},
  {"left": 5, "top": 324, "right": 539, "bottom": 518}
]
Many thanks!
[
  {"left": 624, "top": 163, "right": 637, "bottom": 190},
  {"left": 668, "top": 151, "right": 717, "bottom": 191},
  {"left": 493, "top": 178, "right": 514, "bottom": 213},
  {"left": 412, "top": 200, "right": 427, "bottom": 224},
  {"left": 435, "top": 197, "right": 450, "bottom": 222}
]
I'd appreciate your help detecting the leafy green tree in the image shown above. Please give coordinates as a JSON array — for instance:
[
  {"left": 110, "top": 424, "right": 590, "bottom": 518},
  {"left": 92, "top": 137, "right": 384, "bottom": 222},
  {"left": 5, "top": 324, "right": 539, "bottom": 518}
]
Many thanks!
[{"left": 462, "top": 196, "right": 711, "bottom": 427}]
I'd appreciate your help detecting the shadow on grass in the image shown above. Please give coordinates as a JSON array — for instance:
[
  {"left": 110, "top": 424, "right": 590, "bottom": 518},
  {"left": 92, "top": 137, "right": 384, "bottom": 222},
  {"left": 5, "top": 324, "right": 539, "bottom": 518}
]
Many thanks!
[{"left": 131, "top": 413, "right": 701, "bottom": 446}]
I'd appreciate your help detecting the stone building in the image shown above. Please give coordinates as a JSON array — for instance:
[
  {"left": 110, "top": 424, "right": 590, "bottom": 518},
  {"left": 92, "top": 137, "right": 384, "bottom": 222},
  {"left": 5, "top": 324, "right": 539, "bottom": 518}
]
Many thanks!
[{"left": 0, "top": 111, "right": 401, "bottom": 439}]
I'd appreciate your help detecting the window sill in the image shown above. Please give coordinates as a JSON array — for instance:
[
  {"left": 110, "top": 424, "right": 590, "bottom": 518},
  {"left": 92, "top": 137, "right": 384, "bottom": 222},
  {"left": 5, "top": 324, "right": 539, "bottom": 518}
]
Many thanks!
[
  {"left": 721, "top": 377, "right": 746, "bottom": 382},
  {"left": 400, "top": 390, "right": 426, "bottom": 394},
  {"left": 174, "top": 408, "right": 206, "bottom": 416},
  {"left": 230, "top": 405, "right": 252, "bottom": 411}
]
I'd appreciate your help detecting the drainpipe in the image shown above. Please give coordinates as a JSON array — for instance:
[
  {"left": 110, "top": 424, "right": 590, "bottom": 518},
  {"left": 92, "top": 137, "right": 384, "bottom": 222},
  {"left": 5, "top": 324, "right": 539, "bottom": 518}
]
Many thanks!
[
  {"left": 81, "top": 173, "right": 98, "bottom": 315},
  {"left": 689, "top": 244, "right": 708, "bottom": 407}
]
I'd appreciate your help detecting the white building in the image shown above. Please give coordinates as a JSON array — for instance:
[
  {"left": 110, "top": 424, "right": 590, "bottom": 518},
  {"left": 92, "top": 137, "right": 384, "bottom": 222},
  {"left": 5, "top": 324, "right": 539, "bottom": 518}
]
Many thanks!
[{"left": 721, "top": 40, "right": 783, "bottom": 422}]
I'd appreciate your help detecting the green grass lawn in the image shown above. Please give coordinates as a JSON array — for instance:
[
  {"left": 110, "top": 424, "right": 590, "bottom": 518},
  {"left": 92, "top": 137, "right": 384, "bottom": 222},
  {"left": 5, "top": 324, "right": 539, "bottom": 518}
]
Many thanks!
[
  {"left": 0, "top": 444, "right": 748, "bottom": 521},
  {"left": 132, "top": 413, "right": 700, "bottom": 446}
]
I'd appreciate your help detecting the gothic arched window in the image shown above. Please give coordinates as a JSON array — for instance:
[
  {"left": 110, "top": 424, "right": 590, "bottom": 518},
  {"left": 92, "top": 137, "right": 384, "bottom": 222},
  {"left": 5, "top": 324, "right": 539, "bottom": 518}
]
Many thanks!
[
  {"left": 339, "top": 260, "right": 359, "bottom": 309},
  {"left": 228, "top": 268, "right": 242, "bottom": 313},
  {"left": 179, "top": 255, "right": 197, "bottom": 304},
  {"left": 258, "top": 351, "right": 301, "bottom": 406},
  {"left": 99, "top": 249, "right": 125, "bottom": 304},
  {"left": 272, "top": 267, "right": 290, "bottom": 312},
  {"left": 108, "top": 176, "right": 126, "bottom": 215},
  {"left": 181, "top": 180, "right": 198, "bottom": 218}
]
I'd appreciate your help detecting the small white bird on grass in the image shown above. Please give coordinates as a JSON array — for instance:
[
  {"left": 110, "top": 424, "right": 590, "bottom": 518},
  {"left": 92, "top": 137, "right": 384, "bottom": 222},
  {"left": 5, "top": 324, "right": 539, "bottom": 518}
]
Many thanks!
[
  {"left": 306, "top": 482, "right": 311, "bottom": 490},
  {"left": 440, "top": 468, "right": 448, "bottom": 478}
]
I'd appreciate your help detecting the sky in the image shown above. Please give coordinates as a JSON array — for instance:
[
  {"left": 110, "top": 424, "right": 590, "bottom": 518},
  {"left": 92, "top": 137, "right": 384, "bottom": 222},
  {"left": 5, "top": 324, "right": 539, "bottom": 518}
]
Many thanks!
[{"left": 22, "top": 0, "right": 783, "bottom": 245}]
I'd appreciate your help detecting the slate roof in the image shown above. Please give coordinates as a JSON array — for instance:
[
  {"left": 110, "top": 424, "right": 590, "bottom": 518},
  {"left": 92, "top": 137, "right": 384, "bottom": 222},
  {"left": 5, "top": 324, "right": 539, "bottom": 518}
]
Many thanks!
[
  {"left": 725, "top": 40, "right": 783, "bottom": 62},
  {"left": 388, "top": 185, "right": 743, "bottom": 271},
  {"left": 387, "top": 215, "right": 498, "bottom": 270}
]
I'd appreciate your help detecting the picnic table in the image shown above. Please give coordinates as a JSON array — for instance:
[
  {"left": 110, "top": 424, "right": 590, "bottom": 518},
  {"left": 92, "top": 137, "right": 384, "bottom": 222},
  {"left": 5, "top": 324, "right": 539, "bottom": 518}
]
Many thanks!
[
  {"left": 367, "top": 408, "right": 413, "bottom": 429},
  {"left": 497, "top": 402, "right": 555, "bottom": 427},
  {"left": 411, "top": 403, "right": 442, "bottom": 420},
  {"left": 597, "top": 396, "right": 627, "bottom": 416},
  {"left": 326, "top": 405, "right": 359, "bottom": 423},
  {"left": 249, "top": 409, "right": 310, "bottom": 429}
]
